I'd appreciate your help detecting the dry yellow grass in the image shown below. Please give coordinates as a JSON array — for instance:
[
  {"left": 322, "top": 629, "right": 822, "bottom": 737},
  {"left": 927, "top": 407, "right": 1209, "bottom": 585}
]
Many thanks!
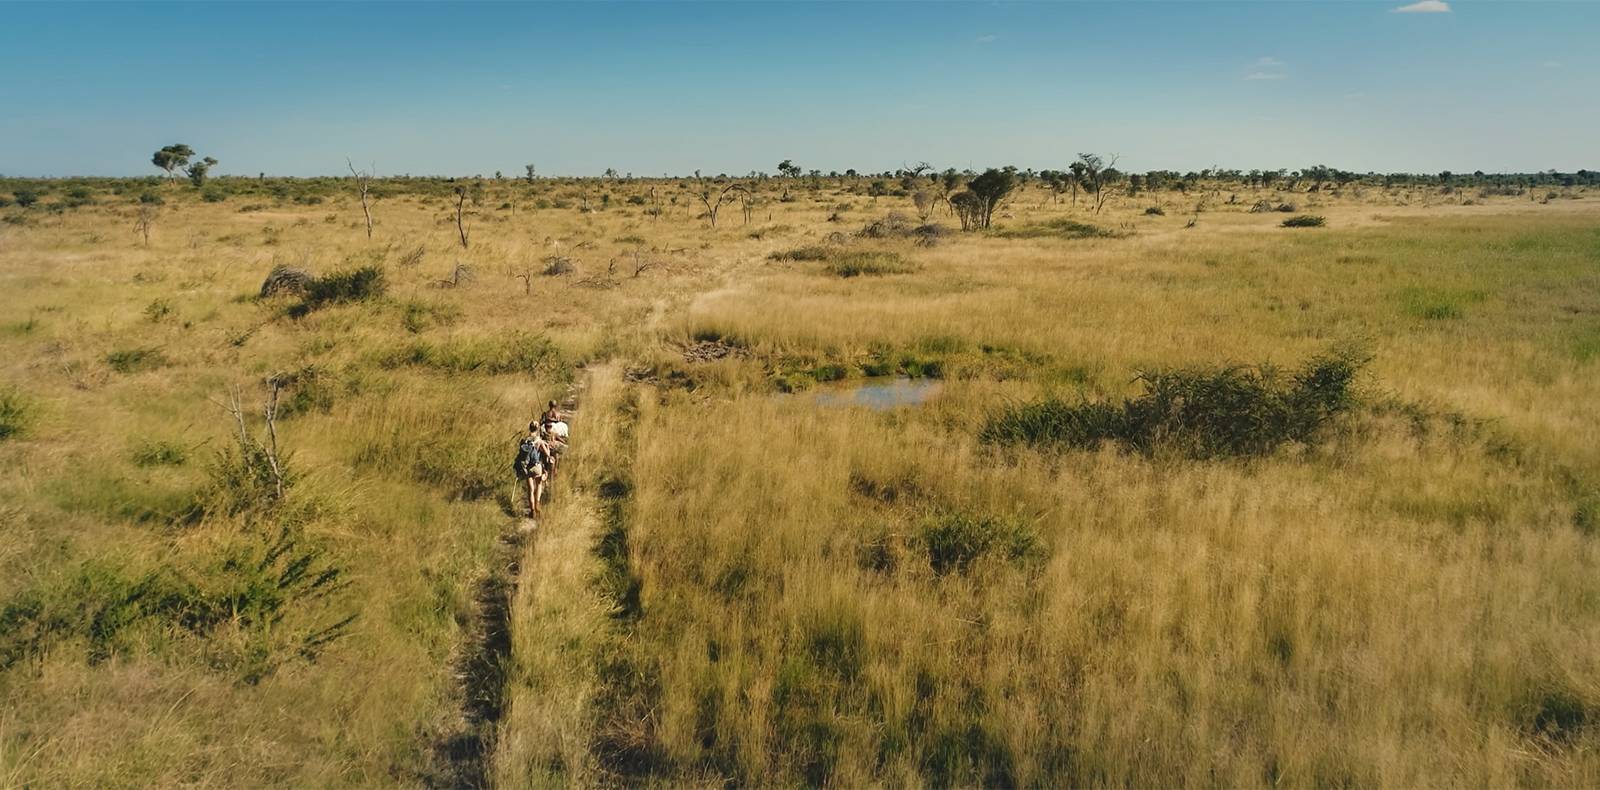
[{"left": 2, "top": 177, "right": 1597, "bottom": 786}]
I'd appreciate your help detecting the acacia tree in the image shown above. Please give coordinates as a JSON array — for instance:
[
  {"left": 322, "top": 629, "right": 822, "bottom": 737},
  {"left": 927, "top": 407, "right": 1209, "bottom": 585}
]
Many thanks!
[
  {"left": 152, "top": 144, "right": 195, "bottom": 183},
  {"left": 347, "top": 158, "right": 375, "bottom": 240},
  {"left": 186, "top": 156, "right": 218, "bottom": 188},
  {"left": 950, "top": 168, "right": 1016, "bottom": 231},
  {"left": 524, "top": 163, "right": 536, "bottom": 183},
  {"left": 1074, "top": 153, "right": 1121, "bottom": 214},
  {"left": 776, "top": 160, "right": 801, "bottom": 179}
]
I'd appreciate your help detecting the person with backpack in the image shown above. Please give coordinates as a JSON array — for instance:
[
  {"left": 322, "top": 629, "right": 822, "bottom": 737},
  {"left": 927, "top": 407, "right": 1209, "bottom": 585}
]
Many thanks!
[
  {"left": 513, "top": 421, "right": 552, "bottom": 519},
  {"left": 542, "top": 417, "right": 569, "bottom": 479}
]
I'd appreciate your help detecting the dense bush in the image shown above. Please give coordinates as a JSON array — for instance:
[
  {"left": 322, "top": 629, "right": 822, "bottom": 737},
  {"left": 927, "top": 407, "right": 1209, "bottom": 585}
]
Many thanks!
[
  {"left": 306, "top": 265, "right": 386, "bottom": 306},
  {"left": 982, "top": 351, "right": 1366, "bottom": 458},
  {"left": 287, "top": 265, "right": 387, "bottom": 316},
  {"left": 1281, "top": 215, "right": 1327, "bottom": 228}
]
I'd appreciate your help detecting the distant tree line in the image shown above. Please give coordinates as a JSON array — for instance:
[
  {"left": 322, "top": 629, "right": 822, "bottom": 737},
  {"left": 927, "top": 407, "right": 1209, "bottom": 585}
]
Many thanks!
[{"left": 2, "top": 149, "right": 1594, "bottom": 217}]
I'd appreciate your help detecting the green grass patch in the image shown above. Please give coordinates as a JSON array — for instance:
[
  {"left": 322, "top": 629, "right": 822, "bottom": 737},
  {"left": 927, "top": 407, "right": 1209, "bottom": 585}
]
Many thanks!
[
  {"left": 769, "top": 245, "right": 915, "bottom": 277},
  {"left": 1397, "top": 286, "right": 1488, "bottom": 321},
  {"left": 376, "top": 331, "right": 564, "bottom": 377},
  {"left": 106, "top": 346, "right": 168, "bottom": 374},
  {"left": 130, "top": 438, "right": 188, "bottom": 467},
  {"left": 921, "top": 511, "right": 1042, "bottom": 575},
  {"left": 993, "top": 218, "right": 1125, "bottom": 240},
  {"left": 1571, "top": 325, "right": 1600, "bottom": 362},
  {"left": 0, "top": 387, "right": 32, "bottom": 440},
  {"left": 825, "top": 250, "right": 913, "bottom": 278}
]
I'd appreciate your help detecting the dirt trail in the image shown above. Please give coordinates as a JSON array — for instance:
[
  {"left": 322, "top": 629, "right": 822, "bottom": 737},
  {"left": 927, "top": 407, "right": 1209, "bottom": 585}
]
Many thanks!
[{"left": 423, "top": 374, "right": 589, "bottom": 789}]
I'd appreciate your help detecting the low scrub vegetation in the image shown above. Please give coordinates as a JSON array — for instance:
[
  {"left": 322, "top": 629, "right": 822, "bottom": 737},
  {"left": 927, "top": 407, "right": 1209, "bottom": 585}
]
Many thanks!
[
  {"left": 825, "top": 250, "right": 913, "bottom": 277},
  {"left": 105, "top": 346, "right": 168, "bottom": 374},
  {"left": 289, "top": 265, "right": 388, "bottom": 316},
  {"left": 376, "top": 331, "right": 565, "bottom": 377},
  {"left": 768, "top": 244, "right": 914, "bottom": 277},
  {"left": 0, "top": 387, "right": 31, "bottom": 440},
  {"left": 0, "top": 528, "right": 352, "bottom": 682},
  {"left": 1281, "top": 214, "right": 1327, "bottom": 228},
  {"left": 992, "top": 217, "right": 1125, "bottom": 239},
  {"left": 981, "top": 351, "right": 1365, "bottom": 458}
]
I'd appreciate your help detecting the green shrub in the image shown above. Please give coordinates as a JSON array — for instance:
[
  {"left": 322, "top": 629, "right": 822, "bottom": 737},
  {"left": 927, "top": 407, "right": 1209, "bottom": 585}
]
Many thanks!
[
  {"left": 0, "top": 528, "right": 351, "bottom": 679},
  {"left": 269, "top": 365, "right": 338, "bottom": 417},
  {"left": 1281, "top": 215, "right": 1326, "bottom": 228},
  {"left": 106, "top": 347, "right": 168, "bottom": 374},
  {"left": 130, "top": 438, "right": 187, "bottom": 466},
  {"left": 306, "top": 265, "right": 386, "bottom": 306},
  {"left": 1528, "top": 688, "right": 1595, "bottom": 742},
  {"left": 0, "top": 387, "right": 32, "bottom": 440},
  {"left": 144, "top": 298, "right": 173, "bottom": 323},
  {"left": 812, "top": 363, "right": 849, "bottom": 382},
  {"left": 922, "top": 511, "right": 1041, "bottom": 575},
  {"left": 208, "top": 438, "right": 293, "bottom": 517},
  {"left": 289, "top": 265, "right": 387, "bottom": 317},
  {"left": 982, "top": 351, "right": 1366, "bottom": 459},
  {"left": 12, "top": 189, "right": 39, "bottom": 208}
]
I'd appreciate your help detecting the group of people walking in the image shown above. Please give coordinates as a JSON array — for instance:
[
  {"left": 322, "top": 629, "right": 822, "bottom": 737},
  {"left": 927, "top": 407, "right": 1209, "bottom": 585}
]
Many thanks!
[{"left": 513, "top": 400, "right": 570, "bottom": 519}]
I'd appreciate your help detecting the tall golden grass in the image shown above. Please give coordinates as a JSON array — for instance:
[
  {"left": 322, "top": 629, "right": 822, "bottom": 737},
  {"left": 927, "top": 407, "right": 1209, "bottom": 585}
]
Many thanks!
[{"left": 2, "top": 177, "right": 1597, "bottom": 785}]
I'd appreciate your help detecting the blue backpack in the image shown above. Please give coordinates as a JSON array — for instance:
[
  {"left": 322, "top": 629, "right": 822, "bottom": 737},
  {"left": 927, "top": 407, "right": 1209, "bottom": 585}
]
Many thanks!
[{"left": 513, "top": 438, "right": 546, "bottom": 477}]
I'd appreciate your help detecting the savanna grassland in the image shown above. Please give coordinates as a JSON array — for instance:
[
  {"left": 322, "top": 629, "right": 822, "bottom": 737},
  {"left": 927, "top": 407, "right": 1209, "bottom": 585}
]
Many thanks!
[{"left": 1, "top": 172, "right": 1598, "bottom": 787}]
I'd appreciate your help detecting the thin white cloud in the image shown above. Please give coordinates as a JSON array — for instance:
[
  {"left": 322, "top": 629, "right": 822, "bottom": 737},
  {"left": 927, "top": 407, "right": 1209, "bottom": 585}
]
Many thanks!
[
  {"left": 1244, "top": 72, "right": 1287, "bottom": 81},
  {"left": 975, "top": 34, "right": 998, "bottom": 43},
  {"left": 1542, "top": 60, "right": 1562, "bottom": 68},
  {"left": 1254, "top": 56, "right": 1284, "bottom": 67},
  {"left": 1392, "top": 1, "right": 1451, "bottom": 13}
]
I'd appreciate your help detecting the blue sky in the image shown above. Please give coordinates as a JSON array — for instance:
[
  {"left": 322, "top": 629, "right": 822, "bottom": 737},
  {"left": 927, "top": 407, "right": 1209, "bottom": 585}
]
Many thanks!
[{"left": 1, "top": 1, "right": 1594, "bottom": 177}]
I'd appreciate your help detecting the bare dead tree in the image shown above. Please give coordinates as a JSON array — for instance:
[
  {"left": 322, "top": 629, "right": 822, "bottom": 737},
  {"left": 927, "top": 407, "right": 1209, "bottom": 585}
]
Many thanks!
[
  {"left": 437, "top": 262, "right": 474, "bottom": 288},
  {"left": 224, "top": 379, "right": 287, "bottom": 502},
  {"left": 347, "top": 158, "right": 375, "bottom": 240},
  {"left": 454, "top": 186, "right": 471, "bottom": 249},
  {"left": 133, "top": 205, "right": 156, "bottom": 246},
  {"left": 739, "top": 189, "right": 762, "bottom": 225},
  {"left": 694, "top": 181, "right": 745, "bottom": 228}
]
